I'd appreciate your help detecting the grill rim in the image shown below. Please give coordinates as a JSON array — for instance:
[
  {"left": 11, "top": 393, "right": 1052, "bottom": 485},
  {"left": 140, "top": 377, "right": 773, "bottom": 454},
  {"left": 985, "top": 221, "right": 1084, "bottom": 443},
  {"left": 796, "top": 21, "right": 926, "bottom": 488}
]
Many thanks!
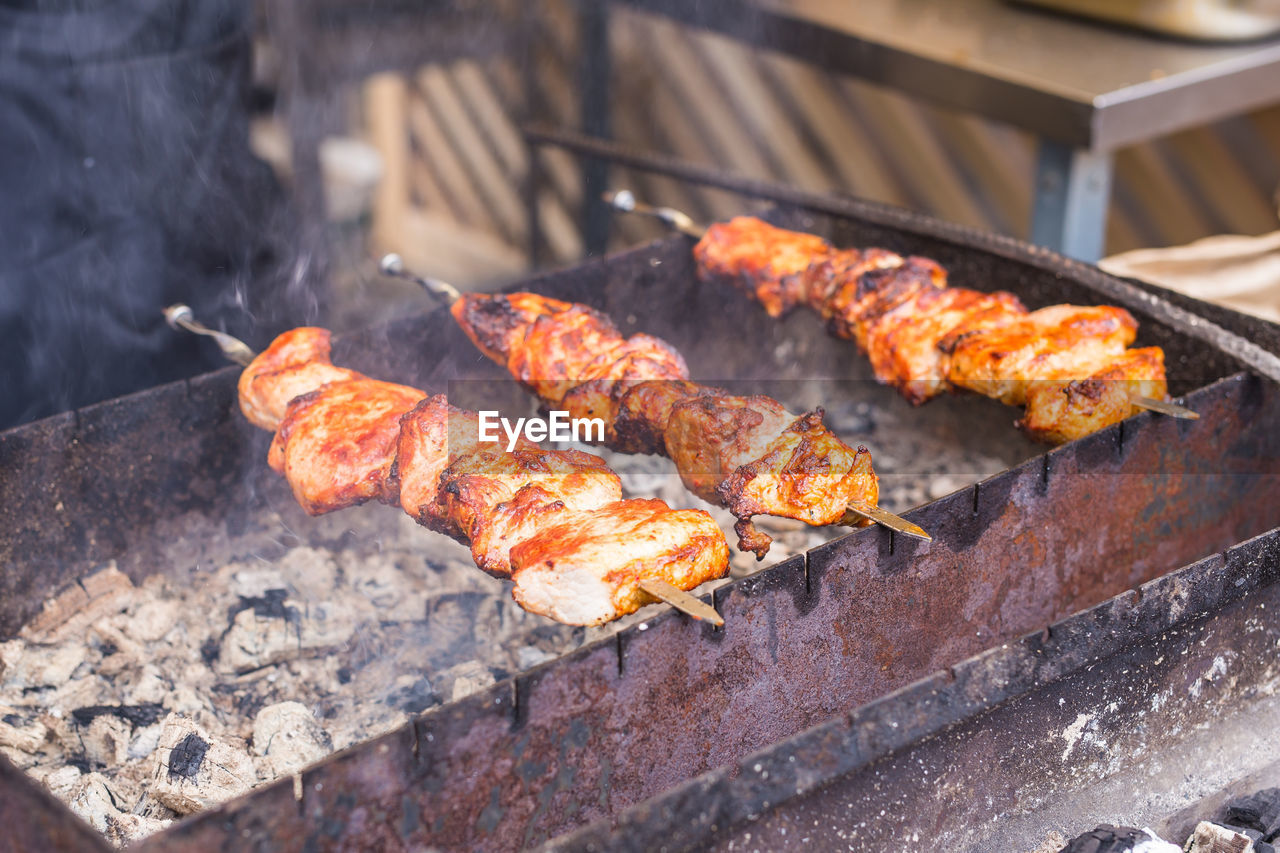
[{"left": 1, "top": 191, "right": 1277, "bottom": 850}]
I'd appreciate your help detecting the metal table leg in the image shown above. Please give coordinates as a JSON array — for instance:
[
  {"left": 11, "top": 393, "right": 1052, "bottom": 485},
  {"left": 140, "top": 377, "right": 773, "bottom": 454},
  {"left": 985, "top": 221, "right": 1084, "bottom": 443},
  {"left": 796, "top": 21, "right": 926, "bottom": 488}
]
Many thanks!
[
  {"left": 1029, "top": 139, "right": 1113, "bottom": 263},
  {"left": 578, "top": 0, "right": 612, "bottom": 258}
]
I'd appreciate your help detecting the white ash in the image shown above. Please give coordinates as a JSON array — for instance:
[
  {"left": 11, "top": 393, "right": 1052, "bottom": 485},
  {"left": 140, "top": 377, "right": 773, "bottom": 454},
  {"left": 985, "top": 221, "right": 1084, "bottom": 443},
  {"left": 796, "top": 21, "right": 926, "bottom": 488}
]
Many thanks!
[
  {"left": 252, "top": 702, "right": 332, "bottom": 778},
  {"left": 0, "top": 516, "right": 691, "bottom": 845},
  {"left": 151, "top": 713, "right": 256, "bottom": 815},
  {"left": 0, "top": 385, "right": 1023, "bottom": 846},
  {"left": 1184, "top": 821, "right": 1257, "bottom": 853}
]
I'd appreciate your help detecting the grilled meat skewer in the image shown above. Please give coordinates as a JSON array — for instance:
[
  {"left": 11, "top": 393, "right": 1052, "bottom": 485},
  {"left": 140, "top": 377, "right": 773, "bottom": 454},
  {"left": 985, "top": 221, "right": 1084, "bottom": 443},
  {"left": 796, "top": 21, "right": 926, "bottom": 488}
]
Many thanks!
[
  {"left": 225, "top": 323, "right": 730, "bottom": 626},
  {"left": 691, "top": 214, "right": 1182, "bottom": 443},
  {"left": 379, "top": 256, "right": 929, "bottom": 555},
  {"left": 448, "top": 291, "right": 887, "bottom": 558}
]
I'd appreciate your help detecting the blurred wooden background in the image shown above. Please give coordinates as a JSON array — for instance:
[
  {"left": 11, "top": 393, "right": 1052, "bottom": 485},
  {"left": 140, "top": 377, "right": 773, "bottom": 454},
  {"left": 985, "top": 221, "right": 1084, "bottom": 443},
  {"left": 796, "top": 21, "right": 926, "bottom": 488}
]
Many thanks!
[{"left": 255, "top": 0, "right": 1280, "bottom": 323}]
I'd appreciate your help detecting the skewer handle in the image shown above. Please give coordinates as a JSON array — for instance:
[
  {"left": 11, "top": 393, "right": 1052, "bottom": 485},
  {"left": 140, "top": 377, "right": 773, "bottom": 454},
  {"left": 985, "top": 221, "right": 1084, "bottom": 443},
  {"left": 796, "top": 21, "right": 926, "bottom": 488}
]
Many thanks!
[
  {"left": 163, "top": 305, "right": 257, "bottom": 366},
  {"left": 638, "top": 578, "right": 724, "bottom": 627},
  {"left": 843, "top": 501, "right": 932, "bottom": 541},
  {"left": 379, "top": 254, "right": 462, "bottom": 304},
  {"left": 603, "top": 190, "right": 706, "bottom": 239},
  {"left": 1131, "top": 396, "right": 1199, "bottom": 420}
]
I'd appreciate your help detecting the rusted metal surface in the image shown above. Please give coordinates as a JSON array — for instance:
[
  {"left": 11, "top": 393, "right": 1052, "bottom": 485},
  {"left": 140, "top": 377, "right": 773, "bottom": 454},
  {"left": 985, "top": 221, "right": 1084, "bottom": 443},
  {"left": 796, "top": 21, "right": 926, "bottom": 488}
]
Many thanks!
[
  {"left": 0, "top": 753, "right": 112, "bottom": 853},
  {"left": 558, "top": 527, "right": 1280, "bottom": 852},
  {"left": 1, "top": 197, "right": 1278, "bottom": 851},
  {"left": 140, "top": 373, "right": 1280, "bottom": 852}
]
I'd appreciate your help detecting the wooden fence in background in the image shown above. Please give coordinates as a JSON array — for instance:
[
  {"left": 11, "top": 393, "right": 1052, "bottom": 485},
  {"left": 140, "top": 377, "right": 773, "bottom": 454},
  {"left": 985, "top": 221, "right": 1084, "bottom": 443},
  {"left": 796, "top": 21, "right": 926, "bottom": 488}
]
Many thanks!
[{"left": 354, "top": 1, "right": 1280, "bottom": 286}]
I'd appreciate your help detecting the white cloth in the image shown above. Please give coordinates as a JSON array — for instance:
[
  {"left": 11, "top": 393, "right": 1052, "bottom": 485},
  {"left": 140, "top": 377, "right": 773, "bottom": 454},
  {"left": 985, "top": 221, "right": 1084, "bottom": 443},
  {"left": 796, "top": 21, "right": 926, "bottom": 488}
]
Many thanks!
[{"left": 1100, "top": 230, "right": 1280, "bottom": 325}]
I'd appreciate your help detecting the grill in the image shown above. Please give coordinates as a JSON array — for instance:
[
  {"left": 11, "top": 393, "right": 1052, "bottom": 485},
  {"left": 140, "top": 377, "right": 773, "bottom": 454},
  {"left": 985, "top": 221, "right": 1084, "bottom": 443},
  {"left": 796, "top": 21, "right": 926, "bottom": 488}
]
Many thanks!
[{"left": 2, "top": 193, "right": 1278, "bottom": 852}]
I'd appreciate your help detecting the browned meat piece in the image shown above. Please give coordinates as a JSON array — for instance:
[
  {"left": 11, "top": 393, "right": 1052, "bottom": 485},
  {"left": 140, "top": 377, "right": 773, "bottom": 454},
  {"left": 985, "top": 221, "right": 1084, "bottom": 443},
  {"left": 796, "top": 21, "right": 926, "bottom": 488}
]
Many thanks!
[
  {"left": 718, "top": 411, "right": 879, "bottom": 557},
  {"left": 454, "top": 292, "right": 692, "bottom": 446},
  {"left": 666, "top": 396, "right": 879, "bottom": 556},
  {"left": 504, "top": 305, "right": 626, "bottom": 403},
  {"left": 394, "top": 396, "right": 462, "bottom": 535},
  {"left": 943, "top": 305, "right": 1139, "bottom": 406},
  {"left": 268, "top": 378, "right": 426, "bottom": 515},
  {"left": 692, "top": 215, "right": 1173, "bottom": 446},
  {"left": 438, "top": 447, "right": 622, "bottom": 576},
  {"left": 509, "top": 498, "right": 730, "bottom": 625},
  {"left": 863, "top": 287, "right": 1026, "bottom": 404},
  {"left": 451, "top": 292, "right": 576, "bottom": 365},
  {"left": 394, "top": 399, "right": 539, "bottom": 535},
  {"left": 238, "top": 327, "right": 363, "bottom": 431},
  {"left": 663, "top": 394, "right": 797, "bottom": 505},
  {"left": 1019, "top": 347, "right": 1167, "bottom": 443},
  {"left": 612, "top": 380, "right": 724, "bottom": 455},
  {"left": 558, "top": 339, "right": 690, "bottom": 443},
  {"left": 822, "top": 255, "right": 947, "bottom": 348},
  {"left": 695, "top": 216, "right": 833, "bottom": 317},
  {"left": 801, "top": 247, "right": 904, "bottom": 317}
]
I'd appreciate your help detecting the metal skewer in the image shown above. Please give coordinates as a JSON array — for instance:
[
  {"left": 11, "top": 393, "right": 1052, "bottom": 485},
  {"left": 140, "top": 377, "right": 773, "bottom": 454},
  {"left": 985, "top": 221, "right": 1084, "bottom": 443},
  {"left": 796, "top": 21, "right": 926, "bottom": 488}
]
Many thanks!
[
  {"left": 1131, "top": 395, "right": 1199, "bottom": 420},
  {"left": 603, "top": 189, "right": 1201, "bottom": 425},
  {"left": 639, "top": 579, "right": 723, "bottom": 627},
  {"left": 379, "top": 254, "right": 932, "bottom": 544},
  {"left": 844, "top": 501, "right": 931, "bottom": 541},
  {"left": 605, "top": 189, "right": 706, "bottom": 239},
  {"left": 379, "top": 254, "right": 461, "bottom": 302},
  {"left": 163, "top": 304, "right": 256, "bottom": 366},
  {"left": 163, "top": 303, "right": 725, "bottom": 628}
]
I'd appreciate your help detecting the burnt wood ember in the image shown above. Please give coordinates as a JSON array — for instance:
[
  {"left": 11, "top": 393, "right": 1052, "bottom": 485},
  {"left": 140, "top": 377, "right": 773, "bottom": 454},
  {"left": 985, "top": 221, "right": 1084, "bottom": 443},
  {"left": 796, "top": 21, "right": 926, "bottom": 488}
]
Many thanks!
[
  {"left": 1225, "top": 788, "right": 1280, "bottom": 842},
  {"left": 1, "top": 197, "right": 1279, "bottom": 850},
  {"left": 1185, "top": 822, "right": 1260, "bottom": 853},
  {"left": 165, "top": 734, "right": 207, "bottom": 781},
  {"left": 1060, "top": 825, "right": 1180, "bottom": 853},
  {"left": 70, "top": 705, "right": 164, "bottom": 730}
]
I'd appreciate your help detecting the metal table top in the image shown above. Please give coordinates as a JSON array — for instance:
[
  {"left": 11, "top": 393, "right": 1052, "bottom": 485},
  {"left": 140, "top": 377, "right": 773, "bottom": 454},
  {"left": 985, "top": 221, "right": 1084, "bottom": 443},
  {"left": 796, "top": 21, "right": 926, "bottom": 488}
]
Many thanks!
[{"left": 620, "top": 0, "right": 1280, "bottom": 151}]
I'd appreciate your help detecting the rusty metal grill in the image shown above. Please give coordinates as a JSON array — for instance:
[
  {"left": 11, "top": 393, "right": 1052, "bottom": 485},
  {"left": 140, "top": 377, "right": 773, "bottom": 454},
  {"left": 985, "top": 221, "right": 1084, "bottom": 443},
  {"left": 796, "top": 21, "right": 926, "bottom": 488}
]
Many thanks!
[{"left": 2, "top": 193, "right": 1278, "bottom": 852}]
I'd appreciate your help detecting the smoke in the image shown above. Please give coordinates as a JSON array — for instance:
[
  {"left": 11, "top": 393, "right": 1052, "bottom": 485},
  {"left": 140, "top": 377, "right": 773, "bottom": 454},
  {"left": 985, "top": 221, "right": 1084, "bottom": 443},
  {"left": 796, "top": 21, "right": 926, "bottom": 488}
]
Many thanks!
[{"left": 0, "top": 0, "right": 308, "bottom": 430}]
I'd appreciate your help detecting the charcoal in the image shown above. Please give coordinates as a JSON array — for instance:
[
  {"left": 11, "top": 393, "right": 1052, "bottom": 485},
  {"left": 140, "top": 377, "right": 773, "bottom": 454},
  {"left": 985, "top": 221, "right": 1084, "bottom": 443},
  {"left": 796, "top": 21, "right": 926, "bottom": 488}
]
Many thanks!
[
  {"left": 1224, "top": 826, "right": 1265, "bottom": 842},
  {"left": 128, "top": 723, "right": 163, "bottom": 761},
  {"left": 433, "top": 661, "right": 496, "bottom": 703},
  {"left": 0, "top": 709, "right": 46, "bottom": 753},
  {"left": 32, "top": 764, "right": 83, "bottom": 799},
  {"left": 385, "top": 675, "right": 438, "bottom": 714},
  {"left": 67, "top": 772, "right": 124, "bottom": 835},
  {"left": 66, "top": 770, "right": 171, "bottom": 845},
  {"left": 151, "top": 715, "right": 255, "bottom": 814},
  {"left": 19, "top": 566, "right": 133, "bottom": 643},
  {"left": 1185, "top": 821, "right": 1257, "bottom": 853},
  {"left": 216, "top": 598, "right": 355, "bottom": 673},
  {"left": 1224, "top": 788, "right": 1280, "bottom": 841},
  {"left": 0, "top": 527, "right": 685, "bottom": 844},
  {"left": 125, "top": 666, "right": 167, "bottom": 706},
  {"left": 121, "top": 599, "right": 180, "bottom": 644},
  {"left": 4, "top": 642, "right": 86, "bottom": 689},
  {"left": 71, "top": 703, "right": 164, "bottom": 729},
  {"left": 232, "top": 589, "right": 296, "bottom": 623},
  {"left": 1060, "top": 824, "right": 1179, "bottom": 853},
  {"left": 166, "top": 732, "right": 208, "bottom": 780}
]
